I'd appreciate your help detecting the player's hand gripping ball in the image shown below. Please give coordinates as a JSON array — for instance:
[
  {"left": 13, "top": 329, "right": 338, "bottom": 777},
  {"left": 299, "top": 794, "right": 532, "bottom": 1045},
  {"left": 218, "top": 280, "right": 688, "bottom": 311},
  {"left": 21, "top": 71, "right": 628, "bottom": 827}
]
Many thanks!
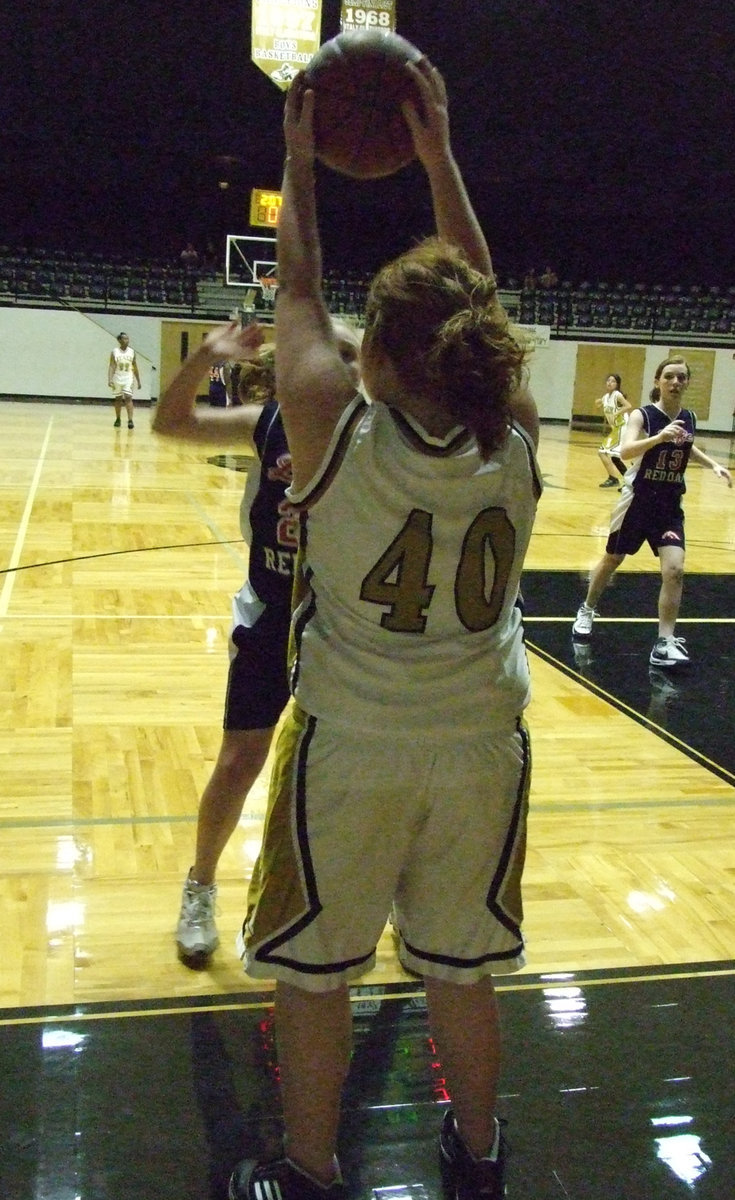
[{"left": 303, "top": 29, "right": 424, "bottom": 179}]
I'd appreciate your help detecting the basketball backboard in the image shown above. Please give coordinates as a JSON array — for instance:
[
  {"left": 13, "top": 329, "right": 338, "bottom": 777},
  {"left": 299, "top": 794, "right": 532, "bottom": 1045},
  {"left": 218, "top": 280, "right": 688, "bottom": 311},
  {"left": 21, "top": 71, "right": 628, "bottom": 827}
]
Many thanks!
[{"left": 225, "top": 234, "right": 277, "bottom": 289}]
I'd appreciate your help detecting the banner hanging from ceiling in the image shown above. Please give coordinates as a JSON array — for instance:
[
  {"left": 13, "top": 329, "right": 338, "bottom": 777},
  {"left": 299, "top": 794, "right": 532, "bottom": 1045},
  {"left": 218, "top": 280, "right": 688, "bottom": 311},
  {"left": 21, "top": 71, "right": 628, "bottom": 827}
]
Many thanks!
[
  {"left": 340, "top": 1, "right": 396, "bottom": 33},
  {"left": 252, "top": 0, "right": 323, "bottom": 91}
]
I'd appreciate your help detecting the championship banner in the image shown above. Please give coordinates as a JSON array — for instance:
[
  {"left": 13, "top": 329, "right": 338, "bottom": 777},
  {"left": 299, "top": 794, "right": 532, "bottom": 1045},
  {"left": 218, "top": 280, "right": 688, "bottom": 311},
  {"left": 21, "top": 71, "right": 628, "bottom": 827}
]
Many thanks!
[
  {"left": 340, "top": 0, "right": 396, "bottom": 33},
  {"left": 251, "top": 0, "right": 323, "bottom": 91}
]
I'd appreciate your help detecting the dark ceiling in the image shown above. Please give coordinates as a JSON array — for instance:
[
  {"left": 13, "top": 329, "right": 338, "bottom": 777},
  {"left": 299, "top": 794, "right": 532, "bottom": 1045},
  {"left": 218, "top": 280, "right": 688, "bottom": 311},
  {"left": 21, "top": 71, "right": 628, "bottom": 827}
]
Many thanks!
[{"left": 3, "top": 0, "right": 734, "bottom": 284}]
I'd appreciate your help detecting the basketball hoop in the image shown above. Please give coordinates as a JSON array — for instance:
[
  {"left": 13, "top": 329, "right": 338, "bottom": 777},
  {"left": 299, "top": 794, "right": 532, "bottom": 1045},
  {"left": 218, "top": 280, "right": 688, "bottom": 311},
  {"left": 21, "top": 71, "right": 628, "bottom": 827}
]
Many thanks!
[{"left": 258, "top": 276, "right": 279, "bottom": 306}]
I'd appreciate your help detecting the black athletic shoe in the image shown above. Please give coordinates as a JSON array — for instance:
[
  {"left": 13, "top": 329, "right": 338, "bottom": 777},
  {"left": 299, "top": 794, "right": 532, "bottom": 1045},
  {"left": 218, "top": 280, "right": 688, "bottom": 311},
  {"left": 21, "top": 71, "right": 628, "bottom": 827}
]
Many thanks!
[
  {"left": 599, "top": 477, "right": 618, "bottom": 488},
  {"left": 439, "top": 1109, "right": 508, "bottom": 1200},
  {"left": 128, "top": 420, "right": 134, "bottom": 429},
  {"left": 113, "top": 418, "right": 121, "bottom": 427},
  {"left": 229, "top": 1156, "right": 345, "bottom": 1200}
]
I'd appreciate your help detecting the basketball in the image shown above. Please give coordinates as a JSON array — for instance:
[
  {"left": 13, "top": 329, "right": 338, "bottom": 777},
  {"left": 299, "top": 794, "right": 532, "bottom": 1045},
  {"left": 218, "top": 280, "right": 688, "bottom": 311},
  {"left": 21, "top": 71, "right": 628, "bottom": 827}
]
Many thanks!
[{"left": 304, "top": 30, "right": 424, "bottom": 179}]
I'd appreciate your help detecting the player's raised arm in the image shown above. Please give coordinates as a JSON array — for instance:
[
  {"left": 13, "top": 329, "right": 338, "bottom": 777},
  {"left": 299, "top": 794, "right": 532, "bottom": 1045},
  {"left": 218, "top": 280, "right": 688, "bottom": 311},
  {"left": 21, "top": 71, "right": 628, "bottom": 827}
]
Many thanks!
[
  {"left": 275, "top": 76, "right": 361, "bottom": 490},
  {"left": 402, "top": 57, "right": 539, "bottom": 448},
  {"left": 402, "top": 58, "right": 493, "bottom": 279},
  {"left": 152, "top": 321, "right": 265, "bottom": 444}
]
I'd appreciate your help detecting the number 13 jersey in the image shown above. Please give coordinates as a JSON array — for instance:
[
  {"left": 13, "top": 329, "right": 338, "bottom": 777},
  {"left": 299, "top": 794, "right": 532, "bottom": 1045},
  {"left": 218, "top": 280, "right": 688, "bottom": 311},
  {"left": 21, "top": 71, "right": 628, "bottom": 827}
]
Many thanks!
[{"left": 288, "top": 396, "right": 543, "bottom": 738}]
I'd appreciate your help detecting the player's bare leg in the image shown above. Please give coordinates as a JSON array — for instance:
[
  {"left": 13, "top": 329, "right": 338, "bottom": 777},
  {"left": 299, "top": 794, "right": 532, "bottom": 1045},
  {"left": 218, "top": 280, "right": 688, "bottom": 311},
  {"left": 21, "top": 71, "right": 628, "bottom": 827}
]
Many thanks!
[
  {"left": 425, "top": 975, "right": 501, "bottom": 1158},
  {"left": 191, "top": 727, "right": 274, "bottom": 885},
  {"left": 598, "top": 448, "right": 618, "bottom": 485},
  {"left": 275, "top": 981, "right": 352, "bottom": 1183},
  {"left": 584, "top": 551, "right": 624, "bottom": 609},
  {"left": 176, "top": 726, "right": 275, "bottom": 962},
  {"left": 657, "top": 542, "right": 685, "bottom": 638}
]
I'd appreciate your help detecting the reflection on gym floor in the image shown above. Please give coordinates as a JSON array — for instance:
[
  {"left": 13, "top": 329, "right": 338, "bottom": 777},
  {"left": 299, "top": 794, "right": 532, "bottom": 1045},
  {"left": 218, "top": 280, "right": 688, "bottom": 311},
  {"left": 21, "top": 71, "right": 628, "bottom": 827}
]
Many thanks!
[{"left": 2, "top": 968, "right": 733, "bottom": 1198}]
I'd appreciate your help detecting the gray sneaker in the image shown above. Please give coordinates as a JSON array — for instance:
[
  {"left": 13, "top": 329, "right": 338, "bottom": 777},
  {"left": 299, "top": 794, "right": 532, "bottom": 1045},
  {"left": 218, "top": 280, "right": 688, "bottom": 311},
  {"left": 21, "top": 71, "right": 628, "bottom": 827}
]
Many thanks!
[
  {"left": 572, "top": 602, "right": 597, "bottom": 639},
  {"left": 176, "top": 876, "right": 219, "bottom": 963}
]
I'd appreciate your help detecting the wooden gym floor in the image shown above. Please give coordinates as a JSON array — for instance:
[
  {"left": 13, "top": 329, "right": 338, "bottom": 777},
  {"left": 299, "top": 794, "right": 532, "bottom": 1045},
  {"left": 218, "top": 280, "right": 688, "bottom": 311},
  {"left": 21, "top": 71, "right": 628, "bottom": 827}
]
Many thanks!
[{"left": 1, "top": 398, "right": 734, "bottom": 1198}]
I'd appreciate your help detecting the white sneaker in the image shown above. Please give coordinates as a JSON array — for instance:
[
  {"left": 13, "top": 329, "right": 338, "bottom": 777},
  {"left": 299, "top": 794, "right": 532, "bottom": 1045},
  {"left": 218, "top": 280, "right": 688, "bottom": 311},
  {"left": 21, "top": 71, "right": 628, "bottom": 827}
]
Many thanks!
[
  {"left": 572, "top": 603, "right": 597, "bottom": 638},
  {"left": 176, "top": 876, "right": 219, "bottom": 961},
  {"left": 649, "top": 636, "right": 690, "bottom": 668}
]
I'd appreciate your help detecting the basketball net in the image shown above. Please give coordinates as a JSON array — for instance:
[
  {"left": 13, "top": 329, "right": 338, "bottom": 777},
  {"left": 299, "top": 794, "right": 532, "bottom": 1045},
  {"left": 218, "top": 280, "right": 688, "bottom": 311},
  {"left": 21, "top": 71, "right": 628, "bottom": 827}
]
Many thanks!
[{"left": 259, "top": 276, "right": 279, "bottom": 304}]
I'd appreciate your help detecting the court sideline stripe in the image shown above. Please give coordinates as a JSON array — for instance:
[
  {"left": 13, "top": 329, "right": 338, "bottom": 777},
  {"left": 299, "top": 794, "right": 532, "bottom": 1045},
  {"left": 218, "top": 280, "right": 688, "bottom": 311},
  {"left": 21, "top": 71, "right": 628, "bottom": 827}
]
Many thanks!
[
  {"left": 0, "top": 417, "right": 54, "bottom": 618},
  {"left": 1, "top": 965, "right": 734, "bottom": 1027},
  {"left": 527, "top": 640, "right": 735, "bottom": 785}
]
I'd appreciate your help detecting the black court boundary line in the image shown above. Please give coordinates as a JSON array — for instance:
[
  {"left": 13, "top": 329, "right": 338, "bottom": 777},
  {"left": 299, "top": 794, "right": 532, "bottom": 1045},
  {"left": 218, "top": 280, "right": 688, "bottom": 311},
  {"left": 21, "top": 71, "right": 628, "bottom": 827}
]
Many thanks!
[
  {"left": 2, "top": 960, "right": 733, "bottom": 1027},
  {"left": 0, "top": 537, "right": 245, "bottom": 577},
  {"left": 2, "top": 542, "right": 733, "bottom": 581},
  {"left": 525, "top": 637, "right": 735, "bottom": 786}
]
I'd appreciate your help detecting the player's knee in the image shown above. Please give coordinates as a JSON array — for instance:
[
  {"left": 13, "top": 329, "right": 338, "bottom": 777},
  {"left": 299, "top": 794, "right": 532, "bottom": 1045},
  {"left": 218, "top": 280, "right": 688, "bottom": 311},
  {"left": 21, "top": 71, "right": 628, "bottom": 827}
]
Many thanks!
[
  {"left": 662, "top": 561, "right": 684, "bottom": 587},
  {"left": 218, "top": 730, "right": 272, "bottom": 781}
]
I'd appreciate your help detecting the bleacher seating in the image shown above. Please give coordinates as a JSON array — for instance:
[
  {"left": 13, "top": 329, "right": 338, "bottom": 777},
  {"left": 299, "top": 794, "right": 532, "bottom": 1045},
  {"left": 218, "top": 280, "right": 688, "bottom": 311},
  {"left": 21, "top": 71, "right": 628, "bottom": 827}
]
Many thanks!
[
  {"left": 0, "top": 243, "right": 734, "bottom": 339},
  {"left": 514, "top": 275, "right": 735, "bottom": 342},
  {"left": 0, "top": 246, "right": 203, "bottom": 314}
]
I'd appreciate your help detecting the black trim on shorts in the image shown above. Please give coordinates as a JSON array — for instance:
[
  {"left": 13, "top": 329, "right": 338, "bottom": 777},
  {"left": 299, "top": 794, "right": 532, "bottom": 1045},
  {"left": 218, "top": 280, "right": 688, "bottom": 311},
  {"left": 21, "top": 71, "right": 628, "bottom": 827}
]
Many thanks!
[
  {"left": 251, "top": 713, "right": 382, "bottom": 977},
  {"left": 485, "top": 720, "right": 530, "bottom": 938},
  {"left": 400, "top": 938, "right": 524, "bottom": 970},
  {"left": 252, "top": 714, "right": 324, "bottom": 971},
  {"left": 255, "top": 947, "right": 377, "bottom": 975}
]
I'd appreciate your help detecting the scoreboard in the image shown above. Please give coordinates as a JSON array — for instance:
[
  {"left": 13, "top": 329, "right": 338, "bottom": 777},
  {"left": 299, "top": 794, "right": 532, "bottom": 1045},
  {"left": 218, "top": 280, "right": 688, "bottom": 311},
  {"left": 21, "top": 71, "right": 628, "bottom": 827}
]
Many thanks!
[{"left": 249, "top": 188, "right": 283, "bottom": 228}]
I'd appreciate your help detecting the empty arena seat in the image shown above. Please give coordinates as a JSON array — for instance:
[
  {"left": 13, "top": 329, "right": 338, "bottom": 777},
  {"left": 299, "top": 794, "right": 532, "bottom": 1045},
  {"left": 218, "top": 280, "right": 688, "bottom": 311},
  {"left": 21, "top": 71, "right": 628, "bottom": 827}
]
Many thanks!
[{"left": 107, "top": 279, "right": 128, "bottom": 301}]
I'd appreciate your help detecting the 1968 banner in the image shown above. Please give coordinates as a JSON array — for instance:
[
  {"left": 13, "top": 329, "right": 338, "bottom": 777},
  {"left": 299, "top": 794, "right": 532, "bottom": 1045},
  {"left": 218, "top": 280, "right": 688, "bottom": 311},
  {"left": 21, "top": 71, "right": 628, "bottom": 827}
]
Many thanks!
[{"left": 340, "top": 0, "right": 396, "bottom": 33}]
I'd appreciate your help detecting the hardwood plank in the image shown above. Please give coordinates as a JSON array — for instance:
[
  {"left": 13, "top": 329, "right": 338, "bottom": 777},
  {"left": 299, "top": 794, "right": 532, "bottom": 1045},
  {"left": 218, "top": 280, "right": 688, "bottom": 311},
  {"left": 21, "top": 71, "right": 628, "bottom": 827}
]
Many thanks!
[{"left": 1, "top": 400, "right": 733, "bottom": 1008}]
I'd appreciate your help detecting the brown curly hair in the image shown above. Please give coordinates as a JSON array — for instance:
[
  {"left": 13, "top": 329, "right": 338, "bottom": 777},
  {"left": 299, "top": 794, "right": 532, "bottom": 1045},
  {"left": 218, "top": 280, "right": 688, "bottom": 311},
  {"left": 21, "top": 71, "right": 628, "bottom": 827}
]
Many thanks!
[
  {"left": 363, "top": 238, "right": 527, "bottom": 459},
  {"left": 237, "top": 345, "right": 276, "bottom": 405}
]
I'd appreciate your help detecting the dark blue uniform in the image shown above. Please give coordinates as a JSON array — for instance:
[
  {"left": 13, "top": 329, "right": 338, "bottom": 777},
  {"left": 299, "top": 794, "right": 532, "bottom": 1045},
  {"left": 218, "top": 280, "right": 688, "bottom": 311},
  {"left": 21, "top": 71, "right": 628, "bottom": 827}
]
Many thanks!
[
  {"left": 224, "top": 402, "right": 295, "bottom": 731},
  {"left": 607, "top": 404, "right": 695, "bottom": 558},
  {"left": 208, "top": 364, "right": 228, "bottom": 408},
  {"left": 247, "top": 401, "right": 297, "bottom": 606}
]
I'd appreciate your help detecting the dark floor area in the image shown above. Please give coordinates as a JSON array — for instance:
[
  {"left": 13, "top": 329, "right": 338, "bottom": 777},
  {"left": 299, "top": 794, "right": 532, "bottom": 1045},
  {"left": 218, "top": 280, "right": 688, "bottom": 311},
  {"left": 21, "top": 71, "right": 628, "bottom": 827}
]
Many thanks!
[
  {"left": 523, "top": 571, "right": 735, "bottom": 782},
  {"left": 2, "top": 965, "right": 734, "bottom": 1199}
]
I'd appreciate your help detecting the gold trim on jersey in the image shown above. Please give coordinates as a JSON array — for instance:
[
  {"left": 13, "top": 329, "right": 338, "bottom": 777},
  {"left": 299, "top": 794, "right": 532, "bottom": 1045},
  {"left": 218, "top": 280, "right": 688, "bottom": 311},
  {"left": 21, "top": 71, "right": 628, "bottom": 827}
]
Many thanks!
[
  {"left": 288, "top": 394, "right": 368, "bottom": 512},
  {"left": 511, "top": 420, "right": 544, "bottom": 501},
  {"left": 388, "top": 407, "right": 473, "bottom": 456}
]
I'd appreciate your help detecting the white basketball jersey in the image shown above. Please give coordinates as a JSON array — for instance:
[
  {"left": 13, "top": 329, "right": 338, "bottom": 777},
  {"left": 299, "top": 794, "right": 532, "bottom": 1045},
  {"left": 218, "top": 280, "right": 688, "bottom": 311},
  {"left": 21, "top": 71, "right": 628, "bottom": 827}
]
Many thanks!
[
  {"left": 288, "top": 397, "right": 542, "bottom": 737},
  {"left": 112, "top": 346, "right": 135, "bottom": 384}
]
